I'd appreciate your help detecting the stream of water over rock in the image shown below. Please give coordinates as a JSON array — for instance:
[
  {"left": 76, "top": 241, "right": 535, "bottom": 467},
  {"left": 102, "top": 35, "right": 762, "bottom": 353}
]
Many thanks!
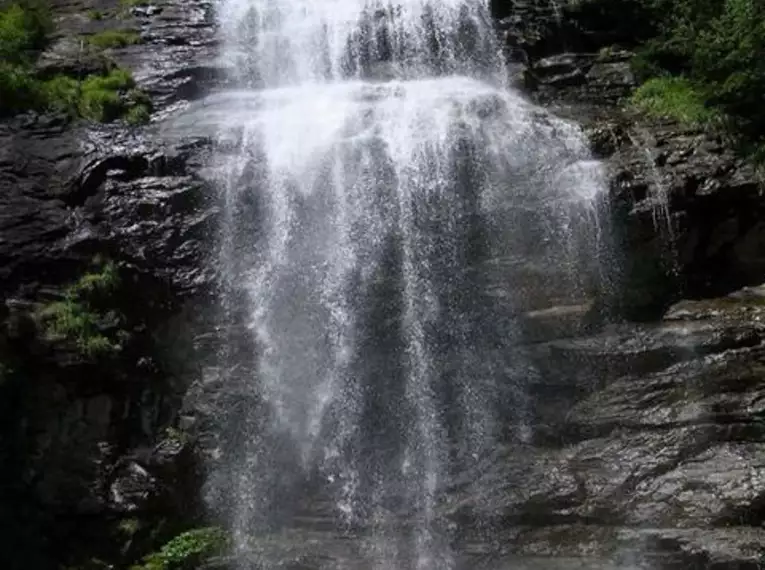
[{"left": 202, "top": 0, "right": 610, "bottom": 567}]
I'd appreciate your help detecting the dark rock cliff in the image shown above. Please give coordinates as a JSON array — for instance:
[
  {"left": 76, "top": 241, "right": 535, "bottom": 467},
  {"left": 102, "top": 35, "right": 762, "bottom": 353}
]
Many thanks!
[
  {"left": 1, "top": 0, "right": 764, "bottom": 569},
  {"left": 0, "top": 0, "right": 219, "bottom": 567}
]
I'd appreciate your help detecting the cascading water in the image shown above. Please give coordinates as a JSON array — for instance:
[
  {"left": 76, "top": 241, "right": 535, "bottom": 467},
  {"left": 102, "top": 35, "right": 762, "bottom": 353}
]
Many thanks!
[{"left": 197, "top": 0, "right": 610, "bottom": 568}]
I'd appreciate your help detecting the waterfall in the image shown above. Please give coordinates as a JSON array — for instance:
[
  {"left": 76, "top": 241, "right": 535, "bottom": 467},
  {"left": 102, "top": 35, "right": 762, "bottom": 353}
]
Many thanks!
[{"left": 199, "top": 0, "right": 609, "bottom": 567}]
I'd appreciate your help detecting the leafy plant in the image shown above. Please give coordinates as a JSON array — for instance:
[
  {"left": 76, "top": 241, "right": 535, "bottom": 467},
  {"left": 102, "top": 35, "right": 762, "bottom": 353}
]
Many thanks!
[
  {"left": 0, "top": 0, "right": 52, "bottom": 63},
  {"left": 0, "top": 60, "right": 43, "bottom": 112},
  {"left": 42, "top": 74, "right": 80, "bottom": 114},
  {"left": 628, "top": 0, "right": 765, "bottom": 146},
  {"left": 0, "top": 0, "right": 152, "bottom": 121},
  {"left": 37, "top": 261, "right": 126, "bottom": 358},
  {"left": 131, "top": 527, "right": 229, "bottom": 570}
]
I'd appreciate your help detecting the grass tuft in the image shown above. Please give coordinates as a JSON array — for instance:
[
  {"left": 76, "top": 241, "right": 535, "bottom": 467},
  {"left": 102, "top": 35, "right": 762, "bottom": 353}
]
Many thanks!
[
  {"left": 86, "top": 29, "right": 142, "bottom": 49},
  {"left": 630, "top": 76, "right": 720, "bottom": 126}
]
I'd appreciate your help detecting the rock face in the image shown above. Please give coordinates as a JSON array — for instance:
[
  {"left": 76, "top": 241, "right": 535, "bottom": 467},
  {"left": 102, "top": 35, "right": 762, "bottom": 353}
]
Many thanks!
[
  {"left": 0, "top": 0, "right": 220, "bottom": 568},
  {"left": 449, "top": 288, "right": 765, "bottom": 570}
]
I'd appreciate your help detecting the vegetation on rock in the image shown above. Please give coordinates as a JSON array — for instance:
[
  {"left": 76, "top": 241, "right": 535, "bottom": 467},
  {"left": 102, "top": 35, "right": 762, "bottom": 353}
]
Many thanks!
[
  {"left": 37, "top": 260, "right": 128, "bottom": 357},
  {"left": 0, "top": 0, "right": 152, "bottom": 123},
  {"left": 630, "top": 76, "right": 720, "bottom": 126},
  {"left": 0, "top": 0, "right": 51, "bottom": 60},
  {"left": 86, "top": 28, "right": 142, "bottom": 49},
  {"left": 131, "top": 527, "right": 229, "bottom": 570},
  {"left": 622, "top": 0, "right": 765, "bottom": 151}
]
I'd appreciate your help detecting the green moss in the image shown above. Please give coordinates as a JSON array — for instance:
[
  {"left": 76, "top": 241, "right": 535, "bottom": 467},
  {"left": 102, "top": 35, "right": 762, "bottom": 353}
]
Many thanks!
[
  {"left": 86, "top": 29, "right": 142, "bottom": 49},
  {"left": 630, "top": 76, "right": 719, "bottom": 125},
  {"left": 37, "top": 261, "right": 126, "bottom": 358},
  {"left": 79, "top": 85, "right": 122, "bottom": 121},
  {"left": 131, "top": 527, "right": 229, "bottom": 570},
  {"left": 87, "top": 9, "right": 104, "bottom": 20}
]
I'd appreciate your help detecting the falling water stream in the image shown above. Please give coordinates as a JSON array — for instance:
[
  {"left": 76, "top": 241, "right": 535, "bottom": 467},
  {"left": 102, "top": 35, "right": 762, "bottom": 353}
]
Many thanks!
[{"left": 192, "top": 0, "right": 610, "bottom": 568}]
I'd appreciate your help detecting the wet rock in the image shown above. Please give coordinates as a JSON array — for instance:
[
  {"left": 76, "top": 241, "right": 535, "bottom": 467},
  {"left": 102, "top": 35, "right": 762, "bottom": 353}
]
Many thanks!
[
  {"left": 450, "top": 286, "right": 765, "bottom": 569},
  {"left": 605, "top": 123, "right": 765, "bottom": 303},
  {"left": 110, "top": 461, "right": 157, "bottom": 513},
  {"left": 0, "top": 0, "right": 221, "bottom": 567}
]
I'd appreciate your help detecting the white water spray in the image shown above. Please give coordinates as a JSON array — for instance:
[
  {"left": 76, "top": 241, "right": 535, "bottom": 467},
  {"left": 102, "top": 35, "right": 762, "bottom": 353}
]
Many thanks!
[{"left": 194, "top": 0, "right": 610, "bottom": 568}]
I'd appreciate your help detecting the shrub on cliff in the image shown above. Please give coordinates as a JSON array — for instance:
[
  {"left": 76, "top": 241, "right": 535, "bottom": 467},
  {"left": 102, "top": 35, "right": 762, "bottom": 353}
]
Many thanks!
[
  {"left": 0, "top": 0, "right": 50, "bottom": 112},
  {"left": 0, "top": 0, "right": 152, "bottom": 122},
  {"left": 692, "top": 0, "right": 765, "bottom": 137},
  {"left": 37, "top": 260, "right": 129, "bottom": 358},
  {"left": 631, "top": 0, "right": 765, "bottom": 144},
  {"left": 630, "top": 76, "right": 720, "bottom": 126},
  {"left": 0, "top": 0, "right": 52, "bottom": 63}
]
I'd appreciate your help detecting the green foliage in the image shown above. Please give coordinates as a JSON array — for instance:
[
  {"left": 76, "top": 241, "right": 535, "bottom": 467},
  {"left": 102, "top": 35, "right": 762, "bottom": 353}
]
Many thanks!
[
  {"left": 0, "top": 1, "right": 152, "bottom": 121},
  {"left": 0, "top": 0, "right": 52, "bottom": 113},
  {"left": 0, "top": 60, "right": 43, "bottom": 112},
  {"left": 86, "top": 29, "right": 142, "bottom": 49},
  {"left": 630, "top": 76, "right": 719, "bottom": 126},
  {"left": 69, "top": 258, "right": 120, "bottom": 297},
  {"left": 125, "top": 102, "right": 150, "bottom": 124},
  {"left": 692, "top": 0, "right": 765, "bottom": 135},
  {"left": 79, "top": 67, "right": 134, "bottom": 120},
  {"left": 124, "top": 87, "right": 152, "bottom": 124},
  {"left": 37, "top": 261, "right": 126, "bottom": 358},
  {"left": 131, "top": 527, "right": 229, "bottom": 570},
  {"left": 0, "top": 0, "right": 52, "bottom": 64},
  {"left": 87, "top": 9, "right": 104, "bottom": 20},
  {"left": 42, "top": 74, "right": 80, "bottom": 114},
  {"left": 32, "top": 66, "right": 152, "bottom": 122},
  {"left": 630, "top": 0, "right": 765, "bottom": 143}
]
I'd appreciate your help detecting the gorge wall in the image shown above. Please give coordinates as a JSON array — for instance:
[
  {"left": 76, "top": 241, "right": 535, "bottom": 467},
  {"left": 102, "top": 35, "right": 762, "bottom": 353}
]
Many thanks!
[{"left": 1, "top": 0, "right": 764, "bottom": 569}]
